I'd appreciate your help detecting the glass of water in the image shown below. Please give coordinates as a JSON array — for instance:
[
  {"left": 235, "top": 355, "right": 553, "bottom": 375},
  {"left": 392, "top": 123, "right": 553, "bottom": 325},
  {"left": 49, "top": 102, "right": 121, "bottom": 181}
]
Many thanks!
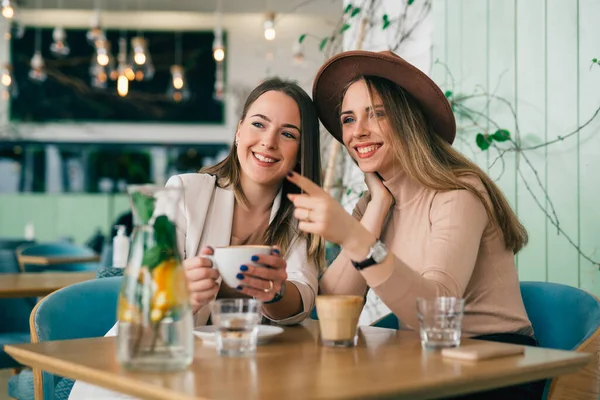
[
  {"left": 416, "top": 297, "right": 465, "bottom": 350},
  {"left": 210, "top": 299, "right": 262, "bottom": 357}
]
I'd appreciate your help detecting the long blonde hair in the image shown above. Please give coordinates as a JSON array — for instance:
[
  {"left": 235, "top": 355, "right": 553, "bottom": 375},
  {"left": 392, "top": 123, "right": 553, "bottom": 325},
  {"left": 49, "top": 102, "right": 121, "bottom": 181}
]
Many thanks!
[
  {"left": 202, "top": 78, "right": 325, "bottom": 268},
  {"left": 344, "top": 76, "right": 528, "bottom": 253}
]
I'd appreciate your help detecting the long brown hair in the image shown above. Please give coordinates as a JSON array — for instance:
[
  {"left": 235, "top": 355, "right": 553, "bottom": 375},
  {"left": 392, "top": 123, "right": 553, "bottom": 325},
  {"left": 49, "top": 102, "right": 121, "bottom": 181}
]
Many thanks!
[
  {"left": 202, "top": 78, "right": 325, "bottom": 267},
  {"left": 343, "top": 76, "right": 528, "bottom": 253}
]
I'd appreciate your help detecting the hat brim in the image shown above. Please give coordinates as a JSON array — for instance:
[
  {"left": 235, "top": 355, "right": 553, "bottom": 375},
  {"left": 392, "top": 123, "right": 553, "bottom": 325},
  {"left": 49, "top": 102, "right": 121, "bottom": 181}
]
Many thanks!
[{"left": 312, "top": 50, "right": 456, "bottom": 144}]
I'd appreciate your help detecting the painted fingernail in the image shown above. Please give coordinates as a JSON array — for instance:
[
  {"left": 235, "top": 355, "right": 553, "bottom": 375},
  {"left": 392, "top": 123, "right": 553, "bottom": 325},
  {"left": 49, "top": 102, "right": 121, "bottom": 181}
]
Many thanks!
[
  {"left": 240, "top": 265, "right": 249, "bottom": 271},
  {"left": 272, "top": 249, "right": 280, "bottom": 256},
  {"left": 287, "top": 171, "right": 294, "bottom": 177},
  {"left": 250, "top": 255, "right": 259, "bottom": 262},
  {"left": 236, "top": 286, "right": 243, "bottom": 290},
  {"left": 236, "top": 273, "right": 245, "bottom": 280}
]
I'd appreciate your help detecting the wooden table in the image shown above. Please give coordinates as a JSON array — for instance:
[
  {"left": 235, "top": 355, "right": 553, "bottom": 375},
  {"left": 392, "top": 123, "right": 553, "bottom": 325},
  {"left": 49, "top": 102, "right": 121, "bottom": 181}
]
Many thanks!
[
  {"left": 18, "top": 254, "right": 100, "bottom": 265},
  {"left": 4, "top": 321, "right": 591, "bottom": 400},
  {"left": 0, "top": 272, "right": 96, "bottom": 298}
]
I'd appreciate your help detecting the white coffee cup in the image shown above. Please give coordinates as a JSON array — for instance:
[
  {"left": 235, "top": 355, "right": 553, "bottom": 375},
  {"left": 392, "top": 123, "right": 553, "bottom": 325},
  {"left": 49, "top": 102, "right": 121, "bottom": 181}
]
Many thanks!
[{"left": 206, "top": 245, "right": 273, "bottom": 288}]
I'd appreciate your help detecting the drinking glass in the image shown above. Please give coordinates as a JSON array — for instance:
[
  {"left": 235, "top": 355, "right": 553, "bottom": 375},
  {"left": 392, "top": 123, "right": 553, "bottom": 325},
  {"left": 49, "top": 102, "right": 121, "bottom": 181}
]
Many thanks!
[
  {"left": 211, "top": 299, "right": 262, "bottom": 356},
  {"left": 416, "top": 297, "right": 465, "bottom": 350}
]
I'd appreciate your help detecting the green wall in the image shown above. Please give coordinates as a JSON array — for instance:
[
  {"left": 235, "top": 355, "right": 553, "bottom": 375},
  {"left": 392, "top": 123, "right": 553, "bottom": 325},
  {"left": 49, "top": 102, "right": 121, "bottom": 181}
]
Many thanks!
[{"left": 0, "top": 194, "right": 130, "bottom": 244}]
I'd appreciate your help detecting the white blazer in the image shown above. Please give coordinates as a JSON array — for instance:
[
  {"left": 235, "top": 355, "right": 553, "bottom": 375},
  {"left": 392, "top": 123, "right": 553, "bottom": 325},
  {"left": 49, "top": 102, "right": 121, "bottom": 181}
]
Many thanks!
[
  {"left": 68, "top": 173, "right": 319, "bottom": 400},
  {"left": 165, "top": 173, "right": 319, "bottom": 326}
]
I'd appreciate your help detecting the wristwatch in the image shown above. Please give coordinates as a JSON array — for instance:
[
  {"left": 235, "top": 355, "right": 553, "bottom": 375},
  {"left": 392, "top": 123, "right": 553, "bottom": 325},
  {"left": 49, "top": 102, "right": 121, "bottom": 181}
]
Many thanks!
[
  {"left": 264, "top": 280, "right": 286, "bottom": 304},
  {"left": 351, "top": 240, "right": 388, "bottom": 270}
]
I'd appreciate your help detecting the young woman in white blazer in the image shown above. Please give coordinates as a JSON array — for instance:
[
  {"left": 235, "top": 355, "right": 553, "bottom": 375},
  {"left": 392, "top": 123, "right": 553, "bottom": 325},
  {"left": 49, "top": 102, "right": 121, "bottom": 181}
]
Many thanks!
[
  {"left": 68, "top": 78, "right": 323, "bottom": 400},
  {"left": 174, "top": 78, "right": 324, "bottom": 326}
]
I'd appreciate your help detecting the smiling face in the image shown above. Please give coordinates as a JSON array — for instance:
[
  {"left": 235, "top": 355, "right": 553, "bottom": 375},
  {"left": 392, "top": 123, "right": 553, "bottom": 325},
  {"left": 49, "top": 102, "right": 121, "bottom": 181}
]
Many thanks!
[
  {"left": 340, "top": 79, "right": 396, "bottom": 179},
  {"left": 235, "top": 90, "right": 301, "bottom": 188}
]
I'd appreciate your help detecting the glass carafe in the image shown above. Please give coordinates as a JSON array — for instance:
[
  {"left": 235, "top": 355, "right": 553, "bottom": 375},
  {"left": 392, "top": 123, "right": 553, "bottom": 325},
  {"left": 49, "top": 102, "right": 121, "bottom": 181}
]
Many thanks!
[{"left": 116, "top": 184, "right": 193, "bottom": 371}]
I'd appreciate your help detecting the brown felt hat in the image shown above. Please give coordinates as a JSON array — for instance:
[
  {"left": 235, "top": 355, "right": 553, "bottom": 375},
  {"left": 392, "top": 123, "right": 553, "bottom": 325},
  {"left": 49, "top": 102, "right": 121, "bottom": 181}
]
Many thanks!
[{"left": 312, "top": 50, "right": 456, "bottom": 144}]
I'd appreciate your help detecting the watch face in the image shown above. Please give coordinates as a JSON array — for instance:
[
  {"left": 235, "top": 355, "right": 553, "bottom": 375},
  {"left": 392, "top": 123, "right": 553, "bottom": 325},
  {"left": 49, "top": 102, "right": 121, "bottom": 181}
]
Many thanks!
[{"left": 372, "top": 241, "right": 388, "bottom": 263}]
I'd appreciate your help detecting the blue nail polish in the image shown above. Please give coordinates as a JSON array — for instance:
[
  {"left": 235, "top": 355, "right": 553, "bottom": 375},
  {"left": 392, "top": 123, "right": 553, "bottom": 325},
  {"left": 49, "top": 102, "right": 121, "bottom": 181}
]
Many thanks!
[
  {"left": 250, "top": 256, "right": 259, "bottom": 262},
  {"left": 240, "top": 265, "right": 248, "bottom": 271},
  {"left": 272, "top": 249, "right": 280, "bottom": 256},
  {"left": 236, "top": 286, "right": 243, "bottom": 290},
  {"left": 236, "top": 273, "right": 244, "bottom": 280}
]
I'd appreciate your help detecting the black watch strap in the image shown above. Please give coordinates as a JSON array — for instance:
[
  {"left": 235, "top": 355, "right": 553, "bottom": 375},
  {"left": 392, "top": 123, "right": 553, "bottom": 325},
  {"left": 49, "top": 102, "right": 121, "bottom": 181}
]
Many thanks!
[{"left": 351, "top": 240, "right": 388, "bottom": 270}]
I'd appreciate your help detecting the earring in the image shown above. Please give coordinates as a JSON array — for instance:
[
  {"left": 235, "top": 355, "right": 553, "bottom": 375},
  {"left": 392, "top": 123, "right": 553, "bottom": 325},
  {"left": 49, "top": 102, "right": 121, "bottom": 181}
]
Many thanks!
[{"left": 235, "top": 138, "right": 239, "bottom": 146}]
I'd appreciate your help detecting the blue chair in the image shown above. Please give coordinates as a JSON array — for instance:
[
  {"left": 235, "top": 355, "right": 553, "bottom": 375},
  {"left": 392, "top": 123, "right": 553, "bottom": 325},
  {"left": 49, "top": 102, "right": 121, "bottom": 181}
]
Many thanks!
[
  {"left": 17, "top": 242, "right": 99, "bottom": 273},
  {"left": 369, "top": 282, "right": 600, "bottom": 399},
  {"left": 520, "top": 281, "right": 600, "bottom": 399},
  {"left": 8, "top": 277, "right": 122, "bottom": 400},
  {"left": 0, "top": 239, "right": 36, "bottom": 370}
]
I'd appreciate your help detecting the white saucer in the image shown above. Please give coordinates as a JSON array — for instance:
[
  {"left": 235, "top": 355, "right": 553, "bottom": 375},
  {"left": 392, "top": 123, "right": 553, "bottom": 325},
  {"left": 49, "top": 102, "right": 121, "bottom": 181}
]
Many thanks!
[{"left": 193, "top": 325, "right": 284, "bottom": 345}]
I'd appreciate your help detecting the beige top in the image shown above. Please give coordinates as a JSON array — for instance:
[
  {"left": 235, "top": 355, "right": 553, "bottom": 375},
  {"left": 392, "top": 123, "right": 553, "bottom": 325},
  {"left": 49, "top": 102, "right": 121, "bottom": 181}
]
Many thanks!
[{"left": 322, "top": 171, "right": 533, "bottom": 337}]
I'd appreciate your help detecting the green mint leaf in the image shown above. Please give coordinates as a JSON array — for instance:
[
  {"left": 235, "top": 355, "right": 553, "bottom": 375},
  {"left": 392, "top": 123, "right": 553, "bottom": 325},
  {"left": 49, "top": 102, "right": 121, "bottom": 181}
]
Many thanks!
[
  {"left": 319, "top": 37, "right": 329, "bottom": 51},
  {"left": 340, "top": 23, "right": 351, "bottom": 33},
  {"left": 298, "top": 34, "right": 306, "bottom": 44},
  {"left": 492, "top": 129, "right": 511, "bottom": 142},
  {"left": 383, "top": 20, "right": 391, "bottom": 29},
  {"left": 350, "top": 7, "right": 361, "bottom": 17},
  {"left": 476, "top": 133, "right": 491, "bottom": 151},
  {"left": 131, "top": 191, "right": 155, "bottom": 225},
  {"left": 444, "top": 90, "right": 453, "bottom": 98},
  {"left": 344, "top": 4, "right": 353, "bottom": 13},
  {"left": 154, "top": 215, "right": 177, "bottom": 251},
  {"left": 142, "top": 246, "right": 163, "bottom": 270}
]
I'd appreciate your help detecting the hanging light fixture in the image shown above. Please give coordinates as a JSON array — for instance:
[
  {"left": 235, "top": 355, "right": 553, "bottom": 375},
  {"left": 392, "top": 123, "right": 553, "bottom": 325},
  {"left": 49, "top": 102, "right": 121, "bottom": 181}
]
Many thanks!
[
  {"left": 94, "top": 39, "right": 113, "bottom": 67},
  {"left": 86, "top": 6, "right": 105, "bottom": 45},
  {"left": 212, "top": 0, "right": 225, "bottom": 62},
  {"left": 167, "top": 65, "right": 190, "bottom": 103},
  {"left": 1, "top": 0, "right": 15, "bottom": 20},
  {"left": 167, "top": 33, "right": 190, "bottom": 103},
  {"left": 29, "top": 51, "right": 47, "bottom": 83},
  {"left": 29, "top": 22, "right": 47, "bottom": 83},
  {"left": 263, "top": 12, "right": 276, "bottom": 41},
  {"left": 1, "top": 63, "right": 18, "bottom": 99},
  {"left": 116, "top": 36, "right": 129, "bottom": 97},
  {"left": 50, "top": 0, "right": 69, "bottom": 57},
  {"left": 128, "top": 36, "right": 154, "bottom": 81},
  {"left": 50, "top": 27, "right": 70, "bottom": 57},
  {"left": 212, "top": 28, "right": 225, "bottom": 63}
]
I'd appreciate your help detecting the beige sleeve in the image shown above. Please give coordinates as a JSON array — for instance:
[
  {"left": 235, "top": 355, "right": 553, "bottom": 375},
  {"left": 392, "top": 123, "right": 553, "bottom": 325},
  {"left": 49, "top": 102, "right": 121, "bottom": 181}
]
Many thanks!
[
  {"left": 351, "top": 191, "right": 371, "bottom": 220},
  {"left": 368, "top": 188, "right": 489, "bottom": 329}
]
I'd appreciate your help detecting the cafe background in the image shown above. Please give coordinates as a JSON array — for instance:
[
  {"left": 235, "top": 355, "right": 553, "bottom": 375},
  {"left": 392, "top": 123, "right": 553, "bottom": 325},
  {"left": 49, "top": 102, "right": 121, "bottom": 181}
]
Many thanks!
[{"left": 0, "top": 0, "right": 598, "bottom": 334}]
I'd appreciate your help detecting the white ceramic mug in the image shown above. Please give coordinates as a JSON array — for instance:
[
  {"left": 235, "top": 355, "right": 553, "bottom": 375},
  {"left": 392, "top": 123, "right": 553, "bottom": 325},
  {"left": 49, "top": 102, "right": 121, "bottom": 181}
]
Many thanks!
[{"left": 206, "top": 245, "right": 272, "bottom": 288}]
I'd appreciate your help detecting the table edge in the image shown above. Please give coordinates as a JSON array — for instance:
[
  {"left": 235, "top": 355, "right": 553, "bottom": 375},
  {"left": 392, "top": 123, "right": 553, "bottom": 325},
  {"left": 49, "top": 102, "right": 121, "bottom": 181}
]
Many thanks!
[
  {"left": 5, "top": 344, "right": 203, "bottom": 400},
  {"left": 4, "top": 338, "right": 593, "bottom": 400}
]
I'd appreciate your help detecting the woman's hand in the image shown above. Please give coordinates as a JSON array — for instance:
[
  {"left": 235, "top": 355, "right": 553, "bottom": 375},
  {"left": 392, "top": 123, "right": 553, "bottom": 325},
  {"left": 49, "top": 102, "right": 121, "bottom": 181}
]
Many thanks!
[
  {"left": 237, "top": 247, "right": 288, "bottom": 302},
  {"left": 286, "top": 171, "right": 366, "bottom": 248},
  {"left": 183, "top": 246, "right": 220, "bottom": 314},
  {"left": 364, "top": 172, "right": 393, "bottom": 208}
]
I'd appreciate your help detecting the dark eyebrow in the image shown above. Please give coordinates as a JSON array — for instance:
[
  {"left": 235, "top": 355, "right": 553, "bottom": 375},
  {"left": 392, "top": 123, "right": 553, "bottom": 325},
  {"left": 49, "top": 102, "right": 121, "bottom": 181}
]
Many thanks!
[
  {"left": 250, "top": 113, "right": 301, "bottom": 132},
  {"left": 340, "top": 104, "right": 385, "bottom": 116}
]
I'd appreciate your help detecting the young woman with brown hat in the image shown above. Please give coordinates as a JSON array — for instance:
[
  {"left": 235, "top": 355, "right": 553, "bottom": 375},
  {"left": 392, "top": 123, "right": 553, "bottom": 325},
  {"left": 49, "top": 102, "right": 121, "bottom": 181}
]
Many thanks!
[{"left": 286, "top": 50, "right": 543, "bottom": 399}]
